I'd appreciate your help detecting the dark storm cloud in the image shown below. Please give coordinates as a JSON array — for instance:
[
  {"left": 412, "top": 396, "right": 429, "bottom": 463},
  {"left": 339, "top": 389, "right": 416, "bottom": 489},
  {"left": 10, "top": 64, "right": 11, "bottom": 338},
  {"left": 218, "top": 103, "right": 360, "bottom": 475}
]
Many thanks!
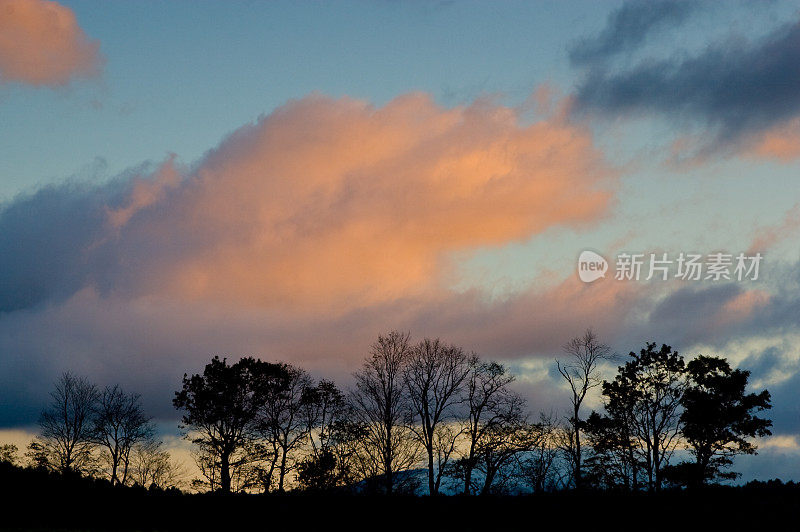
[
  {"left": 569, "top": 0, "right": 697, "bottom": 65},
  {"left": 574, "top": 17, "right": 800, "bottom": 147},
  {"left": 0, "top": 164, "right": 161, "bottom": 314},
  {"left": 0, "top": 183, "right": 105, "bottom": 312}
]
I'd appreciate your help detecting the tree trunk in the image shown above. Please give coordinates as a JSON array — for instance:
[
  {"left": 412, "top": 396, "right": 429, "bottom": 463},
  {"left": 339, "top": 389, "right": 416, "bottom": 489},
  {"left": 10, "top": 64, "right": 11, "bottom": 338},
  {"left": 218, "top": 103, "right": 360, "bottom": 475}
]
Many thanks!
[
  {"left": 573, "top": 405, "right": 582, "bottom": 490},
  {"left": 111, "top": 457, "right": 119, "bottom": 485},
  {"left": 695, "top": 453, "right": 710, "bottom": 487},
  {"left": 652, "top": 444, "right": 660, "bottom": 492},
  {"left": 220, "top": 450, "right": 231, "bottom": 493},
  {"left": 463, "top": 436, "right": 476, "bottom": 495},
  {"left": 385, "top": 465, "right": 393, "bottom": 495},
  {"left": 385, "top": 422, "right": 393, "bottom": 495},
  {"left": 480, "top": 465, "right": 495, "bottom": 496},
  {"left": 121, "top": 451, "right": 130, "bottom": 486},
  {"left": 427, "top": 445, "right": 436, "bottom": 495},
  {"left": 629, "top": 445, "right": 640, "bottom": 491},
  {"left": 278, "top": 448, "right": 288, "bottom": 492}
]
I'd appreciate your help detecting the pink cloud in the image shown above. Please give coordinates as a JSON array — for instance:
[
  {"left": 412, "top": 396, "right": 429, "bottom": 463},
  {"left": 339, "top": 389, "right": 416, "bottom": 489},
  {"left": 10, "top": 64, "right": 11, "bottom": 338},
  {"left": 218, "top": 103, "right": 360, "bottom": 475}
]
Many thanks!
[
  {"left": 106, "top": 92, "right": 616, "bottom": 314},
  {"left": 744, "top": 118, "right": 800, "bottom": 162},
  {"left": 0, "top": 0, "right": 102, "bottom": 86},
  {"left": 106, "top": 157, "right": 181, "bottom": 229}
]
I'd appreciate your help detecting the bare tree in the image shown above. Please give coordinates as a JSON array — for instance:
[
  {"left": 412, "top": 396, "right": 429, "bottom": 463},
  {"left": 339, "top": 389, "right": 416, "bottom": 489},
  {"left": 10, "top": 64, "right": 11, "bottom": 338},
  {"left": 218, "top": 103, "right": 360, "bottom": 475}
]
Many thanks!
[
  {"left": 404, "top": 338, "right": 470, "bottom": 495},
  {"left": 470, "top": 393, "right": 536, "bottom": 495},
  {"left": 556, "top": 328, "right": 611, "bottom": 489},
  {"left": 130, "top": 439, "right": 185, "bottom": 490},
  {"left": 518, "top": 413, "right": 561, "bottom": 493},
  {"left": 310, "top": 417, "right": 371, "bottom": 490},
  {"left": 258, "top": 363, "right": 313, "bottom": 492},
  {"left": 38, "top": 372, "right": 99, "bottom": 474},
  {"left": 190, "top": 442, "right": 260, "bottom": 493},
  {"left": 350, "top": 331, "right": 419, "bottom": 494},
  {"left": 458, "top": 358, "right": 518, "bottom": 495},
  {"left": 553, "top": 419, "right": 578, "bottom": 489},
  {"left": 296, "top": 379, "right": 353, "bottom": 490},
  {"left": 190, "top": 446, "right": 219, "bottom": 492},
  {"left": 303, "top": 379, "right": 348, "bottom": 458},
  {"left": 93, "top": 385, "right": 154, "bottom": 485}
]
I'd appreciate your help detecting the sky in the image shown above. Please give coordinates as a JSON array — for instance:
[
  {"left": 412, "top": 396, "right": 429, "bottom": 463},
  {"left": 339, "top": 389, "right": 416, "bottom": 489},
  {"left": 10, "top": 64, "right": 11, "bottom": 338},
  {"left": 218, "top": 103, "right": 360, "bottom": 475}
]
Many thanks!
[{"left": 1, "top": 0, "right": 800, "bottom": 482}]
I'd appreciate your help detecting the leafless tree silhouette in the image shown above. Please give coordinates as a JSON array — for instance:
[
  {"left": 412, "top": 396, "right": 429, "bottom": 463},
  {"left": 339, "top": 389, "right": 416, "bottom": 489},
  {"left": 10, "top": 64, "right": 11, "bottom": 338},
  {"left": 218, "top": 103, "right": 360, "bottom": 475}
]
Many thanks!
[
  {"left": 258, "top": 363, "right": 313, "bottom": 492},
  {"left": 556, "top": 328, "right": 611, "bottom": 489},
  {"left": 130, "top": 439, "right": 185, "bottom": 489},
  {"left": 458, "top": 358, "right": 518, "bottom": 495},
  {"left": 93, "top": 385, "right": 154, "bottom": 485},
  {"left": 351, "top": 331, "right": 419, "bottom": 494},
  {"left": 405, "top": 338, "right": 470, "bottom": 495},
  {"left": 38, "top": 372, "right": 100, "bottom": 474}
]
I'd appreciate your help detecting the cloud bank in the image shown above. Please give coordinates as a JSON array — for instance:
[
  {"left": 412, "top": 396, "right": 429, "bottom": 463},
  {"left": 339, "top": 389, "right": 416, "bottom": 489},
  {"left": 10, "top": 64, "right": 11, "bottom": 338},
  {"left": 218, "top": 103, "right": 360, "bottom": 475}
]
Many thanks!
[
  {"left": 1, "top": 92, "right": 615, "bottom": 315},
  {"left": 0, "top": 91, "right": 622, "bottom": 424}
]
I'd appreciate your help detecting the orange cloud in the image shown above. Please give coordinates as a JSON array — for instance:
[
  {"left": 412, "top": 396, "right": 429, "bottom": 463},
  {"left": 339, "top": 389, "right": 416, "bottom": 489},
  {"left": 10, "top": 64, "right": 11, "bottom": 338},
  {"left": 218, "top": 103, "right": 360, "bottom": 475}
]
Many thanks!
[
  {"left": 0, "top": 0, "right": 101, "bottom": 86},
  {"left": 745, "top": 118, "right": 800, "bottom": 162},
  {"left": 664, "top": 117, "right": 800, "bottom": 168},
  {"left": 106, "top": 157, "right": 181, "bottom": 229},
  {"left": 108, "top": 93, "right": 616, "bottom": 313}
]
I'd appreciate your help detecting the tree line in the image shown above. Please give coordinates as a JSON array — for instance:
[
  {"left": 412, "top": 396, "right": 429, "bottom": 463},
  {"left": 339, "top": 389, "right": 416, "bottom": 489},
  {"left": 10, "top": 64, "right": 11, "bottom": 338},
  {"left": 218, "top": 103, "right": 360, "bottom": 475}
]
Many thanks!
[
  {"left": 171, "top": 331, "right": 535, "bottom": 495},
  {"left": 1, "top": 374, "right": 184, "bottom": 491},
  {"left": 557, "top": 330, "right": 771, "bottom": 492},
  {"left": 0, "top": 328, "right": 772, "bottom": 495}
]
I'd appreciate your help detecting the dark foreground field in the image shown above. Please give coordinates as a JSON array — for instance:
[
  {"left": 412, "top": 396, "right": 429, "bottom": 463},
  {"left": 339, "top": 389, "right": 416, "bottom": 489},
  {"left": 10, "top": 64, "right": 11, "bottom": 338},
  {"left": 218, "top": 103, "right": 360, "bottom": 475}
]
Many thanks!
[
  {"left": 2, "top": 464, "right": 799, "bottom": 531},
  {"left": 2, "top": 487, "right": 800, "bottom": 531}
]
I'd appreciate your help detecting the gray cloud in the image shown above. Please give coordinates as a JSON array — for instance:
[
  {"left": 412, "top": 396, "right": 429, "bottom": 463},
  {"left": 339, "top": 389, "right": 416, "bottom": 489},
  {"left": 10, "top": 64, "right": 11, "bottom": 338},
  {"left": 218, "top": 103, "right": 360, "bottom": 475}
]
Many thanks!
[
  {"left": 0, "top": 161, "right": 166, "bottom": 314},
  {"left": 0, "top": 183, "right": 107, "bottom": 313},
  {"left": 569, "top": 0, "right": 697, "bottom": 65},
  {"left": 646, "top": 283, "right": 744, "bottom": 345},
  {"left": 574, "top": 17, "right": 800, "bottom": 149},
  {"left": 0, "top": 275, "right": 642, "bottom": 426}
]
